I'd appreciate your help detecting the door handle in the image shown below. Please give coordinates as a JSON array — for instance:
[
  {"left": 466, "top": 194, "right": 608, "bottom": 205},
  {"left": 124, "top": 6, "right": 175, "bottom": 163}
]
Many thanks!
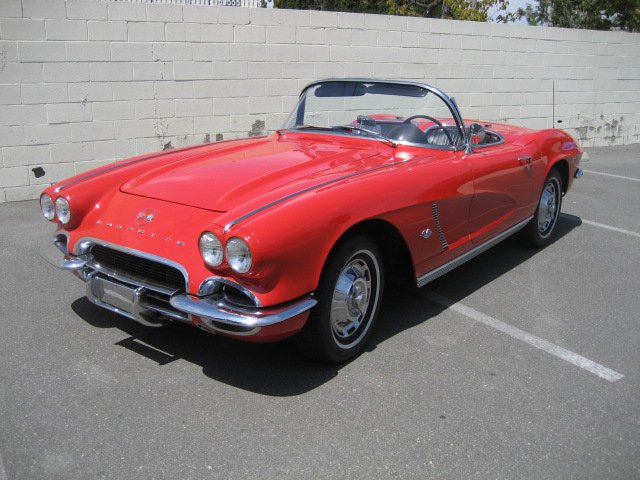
[{"left": 518, "top": 156, "right": 532, "bottom": 172}]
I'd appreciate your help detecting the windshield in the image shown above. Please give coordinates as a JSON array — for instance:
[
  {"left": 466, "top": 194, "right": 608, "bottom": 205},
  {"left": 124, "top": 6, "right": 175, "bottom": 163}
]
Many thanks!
[{"left": 282, "top": 81, "right": 464, "bottom": 149}]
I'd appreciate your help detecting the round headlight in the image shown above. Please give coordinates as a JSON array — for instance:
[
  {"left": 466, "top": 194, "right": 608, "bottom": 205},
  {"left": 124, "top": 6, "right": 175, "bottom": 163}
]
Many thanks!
[
  {"left": 199, "top": 232, "right": 223, "bottom": 267},
  {"left": 55, "top": 197, "right": 71, "bottom": 224},
  {"left": 40, "top": 194, "right": 55, "bottom": 220},
  {"left": 225, "top": 237, "right": 252, "bottom": 273}
]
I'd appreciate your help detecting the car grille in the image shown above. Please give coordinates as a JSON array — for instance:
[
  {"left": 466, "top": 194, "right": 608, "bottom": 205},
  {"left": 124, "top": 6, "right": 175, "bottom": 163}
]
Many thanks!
[{"left": 89, "top": 244, "right": 186, "bottom": 292}]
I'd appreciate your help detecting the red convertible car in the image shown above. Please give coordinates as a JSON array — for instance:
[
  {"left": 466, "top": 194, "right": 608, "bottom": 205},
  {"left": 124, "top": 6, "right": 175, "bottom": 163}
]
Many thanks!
[{"left": 41, "top": 79, "right": 583, "bottom": 363}]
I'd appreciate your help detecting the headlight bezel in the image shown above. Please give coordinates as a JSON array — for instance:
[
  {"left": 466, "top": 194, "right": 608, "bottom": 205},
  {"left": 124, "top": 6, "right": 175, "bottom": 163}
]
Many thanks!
[
  {"left": 40, "top": 193, "right": 55, "bottom": 220},
  {"left": 55, "top": 196, "right": 71, "bottom": 224},
  {"left": 225, "top": 237, "right": 252, "bottom": 274},
  {"left": 199, "top": 231, "right": 224, "bottom": 267}
]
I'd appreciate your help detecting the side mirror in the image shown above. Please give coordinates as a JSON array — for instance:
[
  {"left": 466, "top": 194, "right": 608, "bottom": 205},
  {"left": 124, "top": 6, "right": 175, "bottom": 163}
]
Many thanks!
[
  {"left": 468, "top": 123, "right": 486, "bottom": 145},
  {"left": 356, "top": 115, "right": 376, "bottom": 128}
]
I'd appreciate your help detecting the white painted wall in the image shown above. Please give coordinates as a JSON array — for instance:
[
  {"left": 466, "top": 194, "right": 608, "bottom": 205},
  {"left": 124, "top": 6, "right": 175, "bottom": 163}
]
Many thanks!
[{"left": 1, "top": 0, "right": 639, "bottom": 202}]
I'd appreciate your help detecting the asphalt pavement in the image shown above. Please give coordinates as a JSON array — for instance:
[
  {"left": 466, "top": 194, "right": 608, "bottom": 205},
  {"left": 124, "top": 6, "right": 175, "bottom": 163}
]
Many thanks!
[{"left": 0, "top": 144, "right": 639, "bottom": 479}]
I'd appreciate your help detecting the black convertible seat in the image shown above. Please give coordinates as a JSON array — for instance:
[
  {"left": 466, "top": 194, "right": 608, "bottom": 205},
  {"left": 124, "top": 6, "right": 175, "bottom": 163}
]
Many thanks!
[{"left": 425, "top": 127, "right": 462, "bottom": 146}]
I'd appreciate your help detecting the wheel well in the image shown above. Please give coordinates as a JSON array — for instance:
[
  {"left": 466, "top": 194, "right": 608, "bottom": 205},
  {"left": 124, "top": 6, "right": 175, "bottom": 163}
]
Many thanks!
[
  {"left": 552, "top": 159, "right": 569, "bottom": 193},
  {"left": 334, "top": 219, "right": 414, "bottom": 283}
]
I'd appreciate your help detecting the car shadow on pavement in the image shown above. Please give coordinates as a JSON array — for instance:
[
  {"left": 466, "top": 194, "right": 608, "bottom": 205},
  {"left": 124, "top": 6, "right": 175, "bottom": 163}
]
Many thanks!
[
  {"left": 367, "top": 213, "right": 583, "bottom": 350},
  {"left": 72, "top": 214, "right": 582, "bottom": 396},
  {"left": 72, "top": 297, "right": 340, "bottom": 395}
]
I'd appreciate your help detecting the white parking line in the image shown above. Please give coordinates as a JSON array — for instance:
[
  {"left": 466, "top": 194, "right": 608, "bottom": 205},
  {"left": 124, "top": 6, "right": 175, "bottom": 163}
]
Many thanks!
[
  {"left": 583, "top": 170, "right": 640, "bottom": 182},
  {"left": 425, "top": 291, "right": 625, "bottom": 383},
  {"left": 582, "top": 219, "right": 640, "bottom": 239}
]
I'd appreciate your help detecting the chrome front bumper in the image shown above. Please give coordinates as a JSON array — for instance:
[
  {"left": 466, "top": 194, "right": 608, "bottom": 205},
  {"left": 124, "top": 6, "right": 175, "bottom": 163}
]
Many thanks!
[
  {"left": 170, "top": 294, "right": 317, "bottom": 329},
  {"left": 41, "top": 236, "right": 316, "bottom": 331}
]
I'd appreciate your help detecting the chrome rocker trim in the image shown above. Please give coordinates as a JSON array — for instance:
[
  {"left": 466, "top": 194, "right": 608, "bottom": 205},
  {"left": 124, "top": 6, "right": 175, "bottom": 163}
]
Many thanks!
[
  {"left": 416, "top": 216, "right": 533, "bottom": 287},
  {"left": 41, "top": 235, "right": 316, "bottom": 330}
]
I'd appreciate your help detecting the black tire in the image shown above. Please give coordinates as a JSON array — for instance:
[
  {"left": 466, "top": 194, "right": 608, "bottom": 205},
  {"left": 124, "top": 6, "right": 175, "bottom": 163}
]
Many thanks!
[
  {"left": 294, "top": 235, "right": 384, "bottom": 364},
  {"left": 520, "top": 169, "right": 563, "bottom": 247}
]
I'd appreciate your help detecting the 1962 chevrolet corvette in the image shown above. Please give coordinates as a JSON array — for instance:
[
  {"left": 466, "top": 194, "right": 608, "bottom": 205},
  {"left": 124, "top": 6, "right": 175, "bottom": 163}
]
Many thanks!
[{"left": 41, "top": 79, "right": 583, "bottom": 363}]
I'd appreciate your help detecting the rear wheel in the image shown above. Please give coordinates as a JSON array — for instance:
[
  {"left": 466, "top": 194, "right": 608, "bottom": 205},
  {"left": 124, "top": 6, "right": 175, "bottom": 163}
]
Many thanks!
[
  {"left": 294, "top": 235, "right": 384, "bottom": 363},
  {"left": 520, "top": 169, "right": 563, "bottom": 247}
]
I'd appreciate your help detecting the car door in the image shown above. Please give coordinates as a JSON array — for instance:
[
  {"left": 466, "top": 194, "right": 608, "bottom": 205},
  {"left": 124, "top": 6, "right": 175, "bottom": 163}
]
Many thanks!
[
  {"left": 467, "top": 140, "right": 545, "bottom": 244},
  {"left": 398, "top": 150, "right": 475, "bottom": 280}
]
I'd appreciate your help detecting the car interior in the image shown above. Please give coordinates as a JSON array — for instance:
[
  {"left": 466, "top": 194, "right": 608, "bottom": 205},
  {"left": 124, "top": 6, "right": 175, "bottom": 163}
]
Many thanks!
[{"left": 353, "top": 115, "right": 503, "bottom": 148}]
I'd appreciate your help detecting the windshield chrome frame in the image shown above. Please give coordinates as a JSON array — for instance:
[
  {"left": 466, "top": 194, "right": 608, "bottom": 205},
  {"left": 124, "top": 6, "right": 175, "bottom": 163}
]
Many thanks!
[{"left": 288, "top": 78, "right": 468, "bottom": 152}]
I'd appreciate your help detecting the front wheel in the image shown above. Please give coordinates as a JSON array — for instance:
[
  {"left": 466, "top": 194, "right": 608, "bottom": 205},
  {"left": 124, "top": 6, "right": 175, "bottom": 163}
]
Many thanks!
[
  {"left": 520, "top": 169, "right": 563, "bottom": 247},
  {"left": 294, "top": 235, "right": 384, "bottom": 364}
]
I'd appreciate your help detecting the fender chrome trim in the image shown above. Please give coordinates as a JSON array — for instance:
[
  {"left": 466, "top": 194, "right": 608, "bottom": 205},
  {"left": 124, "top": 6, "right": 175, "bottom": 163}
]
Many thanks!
[
  {"left": 416, "top": 216, "right": 532, "bottom": 287},
  {"left": 224, "top": 155, "right": 428, "bottom": 232},
  {"left": 54, "top": 137, "right": 270, "bottom": 193},
  {"left": 54, "top": 145, "right": 205, "bottom": 192}
]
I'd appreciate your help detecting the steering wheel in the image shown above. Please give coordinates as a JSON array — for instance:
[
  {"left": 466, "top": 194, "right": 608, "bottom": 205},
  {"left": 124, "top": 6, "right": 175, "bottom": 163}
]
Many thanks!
[{"left": 403, "top": 115, "right": 454, "bottom": 145}]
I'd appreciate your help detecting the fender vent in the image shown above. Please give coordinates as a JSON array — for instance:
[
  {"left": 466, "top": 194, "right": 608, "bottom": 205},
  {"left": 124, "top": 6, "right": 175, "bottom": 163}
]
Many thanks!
[{"left": 431, "top": 202, "right": 449, "bottom": 250}]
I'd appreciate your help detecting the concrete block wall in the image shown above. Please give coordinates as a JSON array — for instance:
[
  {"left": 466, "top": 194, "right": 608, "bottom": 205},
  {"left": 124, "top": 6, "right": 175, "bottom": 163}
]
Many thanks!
[{"left": 1, "top": 0, "right": 639, "bottom": 203}]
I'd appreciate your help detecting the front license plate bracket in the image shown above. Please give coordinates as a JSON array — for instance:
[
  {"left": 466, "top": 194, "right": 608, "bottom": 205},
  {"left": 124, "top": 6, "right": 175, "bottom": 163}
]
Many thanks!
[
  {"left": 89, "top": 275, "right": 139, "bottom": 314},
  {"left": 86, "top": 273, "right": 164, "bottom": 327}
]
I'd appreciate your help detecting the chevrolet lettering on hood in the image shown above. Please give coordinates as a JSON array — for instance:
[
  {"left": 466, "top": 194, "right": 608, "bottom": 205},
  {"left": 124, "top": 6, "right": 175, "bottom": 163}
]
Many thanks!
[
  {"left": 96, "top": 218, "right": 185, "bottom": 246},
  {"left": 39, "top": 78, "right": 583, "bottom": 363}
]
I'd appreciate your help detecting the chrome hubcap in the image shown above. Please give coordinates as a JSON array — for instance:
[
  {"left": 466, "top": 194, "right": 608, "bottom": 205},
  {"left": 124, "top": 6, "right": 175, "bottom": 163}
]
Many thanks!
[
  {"left": 331, "top": 258, "right": 372, "bottom": 340},
  {"left": 537, "top": 180, "right": 559, "bottom": 236}
]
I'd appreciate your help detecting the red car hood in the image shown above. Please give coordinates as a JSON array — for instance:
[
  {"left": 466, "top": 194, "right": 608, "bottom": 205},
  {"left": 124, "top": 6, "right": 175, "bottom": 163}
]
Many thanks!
[{"left": 120, "top": 135, "right": 388, "bottom": 212}]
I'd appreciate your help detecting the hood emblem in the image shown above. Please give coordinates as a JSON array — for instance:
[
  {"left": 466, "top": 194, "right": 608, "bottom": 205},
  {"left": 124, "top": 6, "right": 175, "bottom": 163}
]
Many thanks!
[{"left": 135, "top": 209, "right": 156, "bottom": 226}]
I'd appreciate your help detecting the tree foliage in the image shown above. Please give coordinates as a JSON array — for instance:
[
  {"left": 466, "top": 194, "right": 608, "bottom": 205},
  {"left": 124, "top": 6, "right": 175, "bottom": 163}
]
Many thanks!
[
  {"left": 274, "top": 0, "right": 508, "bottom": 22},
  {"left": 515, "top": 0, "right": 640, "bottom": 32},
  {"left": 275, "top": 0, "right": 640, "bottom": 30}
]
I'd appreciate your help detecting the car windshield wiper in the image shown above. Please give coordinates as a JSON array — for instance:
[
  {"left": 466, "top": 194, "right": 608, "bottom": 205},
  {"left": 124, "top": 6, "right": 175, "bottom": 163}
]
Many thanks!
[
  {"left": 278, "top": 125, "right": 338, "bottom": 134},
  {"left": 279, "top": 125, "right": 397, "bottom": 147},
  {"left": 336, "top": 125, "right": 397, "bottom": 147}
]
